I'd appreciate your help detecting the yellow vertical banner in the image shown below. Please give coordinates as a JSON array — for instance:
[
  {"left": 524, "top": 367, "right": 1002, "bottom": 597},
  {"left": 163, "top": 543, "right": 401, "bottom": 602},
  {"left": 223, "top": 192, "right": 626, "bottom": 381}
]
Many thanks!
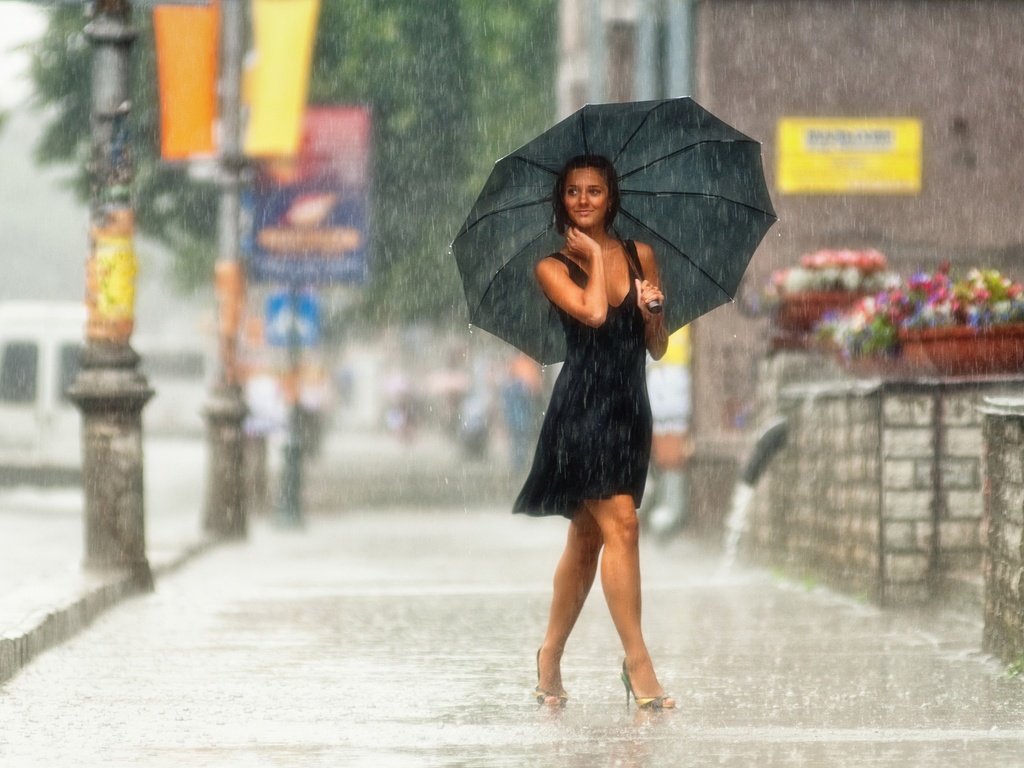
[
  {"left": 244, "top": 0, "right": 321, "bottom": 158},
  {"left": 153, "top": 2, "right": 220, "bottom": 160}
]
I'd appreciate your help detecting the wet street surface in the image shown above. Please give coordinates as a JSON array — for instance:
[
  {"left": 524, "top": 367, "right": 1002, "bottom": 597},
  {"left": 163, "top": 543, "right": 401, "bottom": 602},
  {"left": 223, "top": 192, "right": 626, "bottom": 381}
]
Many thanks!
[{"left": 2, "top": 507, "right": 1024, "bottom": 766}]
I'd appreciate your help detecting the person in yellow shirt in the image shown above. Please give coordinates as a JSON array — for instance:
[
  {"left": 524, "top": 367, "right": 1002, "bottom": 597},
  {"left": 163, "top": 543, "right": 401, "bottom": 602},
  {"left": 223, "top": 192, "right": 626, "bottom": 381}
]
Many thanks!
[{"left": 643, "top": 326, "right": 693, "bottom": 539}]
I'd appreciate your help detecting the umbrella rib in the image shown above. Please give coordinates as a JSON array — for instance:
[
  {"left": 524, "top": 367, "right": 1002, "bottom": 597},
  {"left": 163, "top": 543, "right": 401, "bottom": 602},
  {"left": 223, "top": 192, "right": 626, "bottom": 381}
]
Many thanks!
[
  {"left": 457, "top": 197, "right": 552, "bottom": 238},
  {"left": 617, "top": 138, "right": 761, "bottom": 182},
  {"left": 610, "top": 101, "right": 668, "bottom": 169},
  {"left": 621, "top": 188, "right": 778, "bottom": 219},
  {"left": 615, "top": 207, "right": 733, "bottom": 303},
  {"left": 470, "top": 224, "right": 552, "bottom": 320},
  {"left": 509, "top": 153, "right": 560, "bottom": 177}
]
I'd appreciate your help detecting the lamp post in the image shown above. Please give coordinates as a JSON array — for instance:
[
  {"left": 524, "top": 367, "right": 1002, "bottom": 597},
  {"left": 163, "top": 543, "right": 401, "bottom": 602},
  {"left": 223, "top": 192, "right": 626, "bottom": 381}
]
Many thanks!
[
  {"left": 67, "top": 0, "right": 153, "bottom": 590},
  {"left": 203, "top": 0, "right": 249, "bottom": 539}
]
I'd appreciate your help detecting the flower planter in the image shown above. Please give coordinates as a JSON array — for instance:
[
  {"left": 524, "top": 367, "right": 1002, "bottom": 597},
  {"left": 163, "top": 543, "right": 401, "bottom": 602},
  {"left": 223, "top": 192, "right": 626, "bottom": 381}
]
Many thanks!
[
  {"left": 774, "top": 291, "right": 867, "bottom": 334},
  {"left": 898, "top": 323, "right": 1024, "bottom": 376},
  {"left": 837, "top": 354, "right": 906, "bottom": 379},
  {"left": 771, "top": 291, "right": 868, "bottom": 351}
]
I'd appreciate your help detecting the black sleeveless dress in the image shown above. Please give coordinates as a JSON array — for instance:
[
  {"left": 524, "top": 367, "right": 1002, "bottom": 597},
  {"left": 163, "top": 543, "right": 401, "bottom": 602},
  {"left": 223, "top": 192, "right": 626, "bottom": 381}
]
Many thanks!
[{"left": 513, "top": 240, "right": 652, "bottom": 519}]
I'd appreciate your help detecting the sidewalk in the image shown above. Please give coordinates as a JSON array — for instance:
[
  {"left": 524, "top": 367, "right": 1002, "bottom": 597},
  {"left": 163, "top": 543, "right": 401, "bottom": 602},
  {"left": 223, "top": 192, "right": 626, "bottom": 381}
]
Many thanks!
[
  {"left": 0, "top": 437, "right": 215, "bottom": 684},
  {"left": 0, "top": 425, "right": 515, "bottom": 685},
  {"left": 2, "top": 507, "right": 1024, "bottom": 766},
  {"left": 301, "top": 424, "right": 518, "bottom": 511}
]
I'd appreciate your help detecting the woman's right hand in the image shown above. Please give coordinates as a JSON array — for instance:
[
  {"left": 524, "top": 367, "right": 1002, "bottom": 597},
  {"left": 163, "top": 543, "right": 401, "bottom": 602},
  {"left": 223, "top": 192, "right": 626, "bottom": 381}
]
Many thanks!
[{"left": 564, "top": 226, "right": 600, "bottom": 263}]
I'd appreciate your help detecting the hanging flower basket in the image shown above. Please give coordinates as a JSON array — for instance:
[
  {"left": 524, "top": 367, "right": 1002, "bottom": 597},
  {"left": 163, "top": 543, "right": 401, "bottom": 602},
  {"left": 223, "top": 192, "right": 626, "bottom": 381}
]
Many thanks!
[{"left": 898, "top": 323, "right": 1024, "bottom": 377}]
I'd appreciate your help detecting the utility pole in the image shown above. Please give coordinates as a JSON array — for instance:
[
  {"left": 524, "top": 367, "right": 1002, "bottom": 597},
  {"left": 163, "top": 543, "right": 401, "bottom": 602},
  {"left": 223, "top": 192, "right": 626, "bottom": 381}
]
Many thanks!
[
  {"left": 203, "top": 0, "right": 249, "bottom": 539},
  {"left": 665, "top": 0, "right": 695, "bottom": 98},
  {"left": 68, "top": 0, "right": 153, "bottom": 590}
]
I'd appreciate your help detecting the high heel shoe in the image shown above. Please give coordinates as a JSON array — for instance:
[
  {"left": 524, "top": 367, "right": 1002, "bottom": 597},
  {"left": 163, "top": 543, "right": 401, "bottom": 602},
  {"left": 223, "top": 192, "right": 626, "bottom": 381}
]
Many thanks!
[
  {"left": 535, "top": 649, "right": 568, "bottom": 707},
  {"left": 620, "top": 659, "right": 675, "bottom": 710}
]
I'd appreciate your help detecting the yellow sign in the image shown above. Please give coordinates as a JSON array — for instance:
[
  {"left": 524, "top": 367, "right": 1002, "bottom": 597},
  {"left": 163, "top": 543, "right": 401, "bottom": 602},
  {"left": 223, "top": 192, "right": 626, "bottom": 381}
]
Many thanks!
[
  {"left": 777, "top": 118, "right": 922, "bottom": 195},
  {"left": 95, "top": 235, "right": 137, "bottom": 321}
]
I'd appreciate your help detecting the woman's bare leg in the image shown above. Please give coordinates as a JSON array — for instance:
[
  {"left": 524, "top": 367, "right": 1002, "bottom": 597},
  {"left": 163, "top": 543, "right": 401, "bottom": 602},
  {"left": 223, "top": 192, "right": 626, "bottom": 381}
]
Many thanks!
[
  {"left": 537, "top": 509, "right": 603, "bottom": 696},
  {"left": 588, "top": 494, "right": 672, "bottom": 703}
]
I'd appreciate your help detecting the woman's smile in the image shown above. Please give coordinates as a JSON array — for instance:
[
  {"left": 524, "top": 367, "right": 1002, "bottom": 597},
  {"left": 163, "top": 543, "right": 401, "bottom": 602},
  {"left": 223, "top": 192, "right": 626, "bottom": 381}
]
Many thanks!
[{"left": 563, "top": 168, "right": 610, "bottom": 230}]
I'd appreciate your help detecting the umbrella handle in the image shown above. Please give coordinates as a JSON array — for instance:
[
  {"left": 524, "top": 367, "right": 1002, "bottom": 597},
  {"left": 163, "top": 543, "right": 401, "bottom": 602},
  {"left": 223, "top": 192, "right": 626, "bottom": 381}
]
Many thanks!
[{"left": 647, "top": 300, "right": 663, "bottom": 314}]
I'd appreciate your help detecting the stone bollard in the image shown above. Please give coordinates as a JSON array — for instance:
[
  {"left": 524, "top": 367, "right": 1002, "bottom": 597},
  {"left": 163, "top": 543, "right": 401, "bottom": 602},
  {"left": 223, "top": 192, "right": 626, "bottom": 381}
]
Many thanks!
[
  {"left": 68, "top": 343, "right": 154, "bottom": 589},
  {"left": 979, "top": 396, "right": 1024, "bottom": 666}
]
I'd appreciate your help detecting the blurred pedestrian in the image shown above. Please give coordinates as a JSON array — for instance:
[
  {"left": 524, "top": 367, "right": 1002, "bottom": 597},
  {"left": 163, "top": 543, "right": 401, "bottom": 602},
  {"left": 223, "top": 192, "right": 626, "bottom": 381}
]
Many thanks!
[
  {"left": 513, "top": 155, "right": 674, "bottom": 710},
  {"left": 500, "top": 352, "right": 542, "bottom": 474},
  {"left": 642, "top": 326, "right": 694, "bottom": 540},
  {"left": 458, "top": 353, "right": 494, "bottom": 459},
  {"left": 296, "top": 361, "right": 331, "bottom": 459},
  {"left": 383, "top": 367, "right": 417, "bottom": 443},
  {"left": 243, "top": 367, "right": 287, "bottom": 513}
]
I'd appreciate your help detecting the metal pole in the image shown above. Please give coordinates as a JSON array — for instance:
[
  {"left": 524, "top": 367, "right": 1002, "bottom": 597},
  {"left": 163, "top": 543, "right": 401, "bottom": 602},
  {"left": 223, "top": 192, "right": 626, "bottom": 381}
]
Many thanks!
[
  {"left": 274, "top": 283, "right": 304, "bottom": 528},
  {"left": 634, "top": 0, "right": 659, "bottom": 101},
  {"left": 665, "top": 0, "right": 694, "bottom": 98},
  {"left": 203, "top": 0, "right": 249, "bottom": 539},
  {"left": 587, "top": 0, "right": 606, "bottom": 103},
  {"left": 68, "top": 0, "right": 153, "bottom": 590}
]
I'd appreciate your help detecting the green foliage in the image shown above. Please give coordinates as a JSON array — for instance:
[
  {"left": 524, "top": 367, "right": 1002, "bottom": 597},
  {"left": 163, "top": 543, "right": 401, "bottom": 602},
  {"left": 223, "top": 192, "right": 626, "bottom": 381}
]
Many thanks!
[
  {"left": 28, "top": 1, "right": 558, "bottom": 324},
  {"left": 1007, "top": 655, "right": 1024, "bottom": 679}
]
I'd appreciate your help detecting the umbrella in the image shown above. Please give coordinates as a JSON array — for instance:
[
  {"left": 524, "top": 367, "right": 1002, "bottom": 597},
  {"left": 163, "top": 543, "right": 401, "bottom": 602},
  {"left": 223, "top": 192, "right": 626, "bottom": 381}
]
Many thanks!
[{"left": 451, "top": 97, "right": 778, "bottom": 364}]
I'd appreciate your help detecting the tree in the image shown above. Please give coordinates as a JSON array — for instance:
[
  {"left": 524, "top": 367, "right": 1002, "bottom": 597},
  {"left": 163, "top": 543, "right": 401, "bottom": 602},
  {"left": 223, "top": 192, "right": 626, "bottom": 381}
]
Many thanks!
[{"left": 28, "top": 1, "right": 557, "bottom": 325}]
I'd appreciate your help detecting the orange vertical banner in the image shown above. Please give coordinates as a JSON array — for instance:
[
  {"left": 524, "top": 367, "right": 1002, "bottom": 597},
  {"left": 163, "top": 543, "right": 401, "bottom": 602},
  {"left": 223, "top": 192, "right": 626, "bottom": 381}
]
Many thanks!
[{"left": 153, "top": 2, "right": 220, "bottom": 160}]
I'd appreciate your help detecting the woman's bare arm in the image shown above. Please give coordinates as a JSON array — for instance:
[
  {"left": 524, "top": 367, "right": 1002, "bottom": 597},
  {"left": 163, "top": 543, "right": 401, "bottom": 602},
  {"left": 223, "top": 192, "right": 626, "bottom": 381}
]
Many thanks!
[
  {"left": 535, "top": 227, "right": 609, "bottom": 327},
  {"left": 634, "top": 241, "right": 668, "bottom": 359}
]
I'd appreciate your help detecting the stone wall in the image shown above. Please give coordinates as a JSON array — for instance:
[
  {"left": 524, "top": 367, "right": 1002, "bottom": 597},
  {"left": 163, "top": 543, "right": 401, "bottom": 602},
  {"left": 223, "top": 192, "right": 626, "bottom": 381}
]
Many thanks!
[
  {"left": 745, "top": 355, "right": 1024, "bottom": 606},
  {"left": 760, "top": 382, "right": 883, "bottom": 600},
  {"left": 981, "top": 398, "right": 1024, "bottom": 665}
]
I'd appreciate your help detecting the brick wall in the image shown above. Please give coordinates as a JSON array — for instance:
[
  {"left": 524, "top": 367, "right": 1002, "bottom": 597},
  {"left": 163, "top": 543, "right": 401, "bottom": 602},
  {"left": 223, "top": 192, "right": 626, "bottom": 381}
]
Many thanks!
[{"left": 981, "top": 399, "right": 1024, "bottom": 665}]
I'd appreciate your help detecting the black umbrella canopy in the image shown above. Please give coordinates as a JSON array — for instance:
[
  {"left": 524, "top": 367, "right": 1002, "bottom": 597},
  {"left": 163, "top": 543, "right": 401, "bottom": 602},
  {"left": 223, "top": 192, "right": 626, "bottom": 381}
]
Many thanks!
[{"left": 452, "top": 97, "right": 777, "bottom": 364}]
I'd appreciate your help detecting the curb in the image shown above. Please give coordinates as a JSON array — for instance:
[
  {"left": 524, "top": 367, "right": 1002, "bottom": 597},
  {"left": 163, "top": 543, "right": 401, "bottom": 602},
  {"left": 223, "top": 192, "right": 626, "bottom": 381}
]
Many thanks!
[{"left": 0, "top": 536, "right": 219, "bottom": 686}]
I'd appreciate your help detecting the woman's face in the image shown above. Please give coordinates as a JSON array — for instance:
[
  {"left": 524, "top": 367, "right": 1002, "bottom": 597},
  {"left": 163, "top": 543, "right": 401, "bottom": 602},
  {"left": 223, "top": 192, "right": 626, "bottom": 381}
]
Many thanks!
[{"left": 563, "top": 167, "right": 610, "bottom": 230}]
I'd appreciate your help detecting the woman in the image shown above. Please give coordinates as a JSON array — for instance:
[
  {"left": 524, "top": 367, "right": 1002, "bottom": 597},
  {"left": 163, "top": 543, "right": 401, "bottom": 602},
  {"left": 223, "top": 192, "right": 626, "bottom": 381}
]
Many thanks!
[{"left": 513, "top": 154, "right": 674, "bottom": 710}]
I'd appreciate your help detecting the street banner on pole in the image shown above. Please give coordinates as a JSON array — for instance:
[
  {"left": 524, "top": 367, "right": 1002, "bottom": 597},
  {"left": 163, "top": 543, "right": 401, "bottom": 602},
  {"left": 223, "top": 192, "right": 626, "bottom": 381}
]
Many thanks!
[
  {"left": 244, "top": 106, "right": 372, "bottom": 285},
  {"left": 243, "top": 0, "right": 320, "bottom": 158},
  {"left": 153, "top": 1, "right": 219, "bottom": 160}
]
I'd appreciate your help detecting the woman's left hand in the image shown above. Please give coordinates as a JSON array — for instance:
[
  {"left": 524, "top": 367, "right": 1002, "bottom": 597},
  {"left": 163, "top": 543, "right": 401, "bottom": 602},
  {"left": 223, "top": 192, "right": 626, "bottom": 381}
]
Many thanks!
[{"left": 635, "top": 278, "right": 665, "bottom": 319}]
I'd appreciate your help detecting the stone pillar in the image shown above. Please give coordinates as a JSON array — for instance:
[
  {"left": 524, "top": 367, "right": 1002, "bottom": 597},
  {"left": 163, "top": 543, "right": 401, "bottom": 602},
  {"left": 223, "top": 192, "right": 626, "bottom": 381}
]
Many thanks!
[
  {"left": 70, "top": 346, "right": 153, "bottom": 586},
  {"left": 980, "top": 397, "right": 1024, "bottom": 665}
]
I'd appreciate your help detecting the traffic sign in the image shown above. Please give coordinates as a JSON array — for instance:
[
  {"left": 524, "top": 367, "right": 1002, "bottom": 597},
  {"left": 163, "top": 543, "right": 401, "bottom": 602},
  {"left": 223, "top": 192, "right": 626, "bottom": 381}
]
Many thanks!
[{"left": 265, "top": 290, "right": 320, "bottom": 348}]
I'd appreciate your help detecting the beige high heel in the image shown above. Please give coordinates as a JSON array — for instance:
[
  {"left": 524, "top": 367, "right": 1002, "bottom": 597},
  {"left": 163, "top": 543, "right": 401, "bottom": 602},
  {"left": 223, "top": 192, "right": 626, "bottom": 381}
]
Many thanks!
[
  {"left": 621, "top": 659, "right": 675, "bottom": 710},
  {"left": 535, "top": 649, "right": 568, "bottom": 707}
]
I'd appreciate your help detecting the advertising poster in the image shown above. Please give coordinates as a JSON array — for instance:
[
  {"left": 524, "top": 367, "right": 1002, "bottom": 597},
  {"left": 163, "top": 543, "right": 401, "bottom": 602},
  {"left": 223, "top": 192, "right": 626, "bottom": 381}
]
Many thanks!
[
  {"left": 776, "top": 117, "right": 922, "bottom": 195},
  {"left": 244, "top": 106, "right": 372, "bottom": 285}
]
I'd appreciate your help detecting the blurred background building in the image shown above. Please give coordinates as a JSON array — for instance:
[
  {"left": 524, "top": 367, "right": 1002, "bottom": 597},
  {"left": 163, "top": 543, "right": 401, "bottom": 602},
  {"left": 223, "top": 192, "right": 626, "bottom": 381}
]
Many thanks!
[{"left": 557, "top": 0, "right": 1024, "bottom": 530}]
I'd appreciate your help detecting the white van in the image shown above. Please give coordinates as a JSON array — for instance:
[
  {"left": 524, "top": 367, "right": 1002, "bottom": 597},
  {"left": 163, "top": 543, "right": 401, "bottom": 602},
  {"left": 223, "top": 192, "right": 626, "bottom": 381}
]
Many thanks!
[
  {"left": 0, "top": 302, "right": 86, "bottom": 482},
  {"left": 135, "top": 337, "right": 212, "bottom": 436}
]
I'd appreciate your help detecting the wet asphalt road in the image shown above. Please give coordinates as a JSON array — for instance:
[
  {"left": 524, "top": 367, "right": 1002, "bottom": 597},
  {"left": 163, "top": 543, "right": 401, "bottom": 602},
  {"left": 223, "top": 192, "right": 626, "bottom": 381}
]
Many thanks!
[{"left": 2, "top": 507, "right": 1024, "bottom": 767}]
